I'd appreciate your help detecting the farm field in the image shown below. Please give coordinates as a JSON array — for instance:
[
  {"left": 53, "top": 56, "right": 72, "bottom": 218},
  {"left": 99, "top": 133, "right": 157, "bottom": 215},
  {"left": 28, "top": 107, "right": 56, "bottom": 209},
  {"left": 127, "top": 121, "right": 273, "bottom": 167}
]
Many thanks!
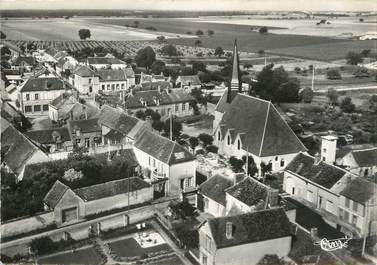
[
  {"left": 37, "top": 247, "right": 103, "bottom": 265},
  {"left": 0, "top": 18, "right": 192, "bottom": 41},
  {"left": 89, "top": 17, "right": 373, "bottom": 61}
]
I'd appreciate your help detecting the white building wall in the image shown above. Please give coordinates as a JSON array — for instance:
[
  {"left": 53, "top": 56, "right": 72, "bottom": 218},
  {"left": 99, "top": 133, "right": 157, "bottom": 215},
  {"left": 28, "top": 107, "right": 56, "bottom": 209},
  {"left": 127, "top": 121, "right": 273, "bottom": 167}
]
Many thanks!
[{"left": 203, "top": 195, "right": 226, "bottom": 217}]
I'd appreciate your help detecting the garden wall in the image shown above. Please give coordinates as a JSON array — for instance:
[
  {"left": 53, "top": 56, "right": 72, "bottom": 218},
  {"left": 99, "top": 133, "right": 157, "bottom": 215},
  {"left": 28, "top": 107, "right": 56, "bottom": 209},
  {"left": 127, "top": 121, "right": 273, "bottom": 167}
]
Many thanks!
[{"left": 1, "top": 211, "right": 54, "bottom": 239}]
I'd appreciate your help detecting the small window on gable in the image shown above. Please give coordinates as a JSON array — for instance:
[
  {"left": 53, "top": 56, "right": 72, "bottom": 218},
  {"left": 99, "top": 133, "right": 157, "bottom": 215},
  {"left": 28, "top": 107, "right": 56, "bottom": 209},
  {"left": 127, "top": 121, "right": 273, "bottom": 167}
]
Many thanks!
[
  {"left": 237, "top": 139, "right": 241, "bottom": 150},
  {"left": 275, "top": 156, "right": 278, "bottom": 161}
]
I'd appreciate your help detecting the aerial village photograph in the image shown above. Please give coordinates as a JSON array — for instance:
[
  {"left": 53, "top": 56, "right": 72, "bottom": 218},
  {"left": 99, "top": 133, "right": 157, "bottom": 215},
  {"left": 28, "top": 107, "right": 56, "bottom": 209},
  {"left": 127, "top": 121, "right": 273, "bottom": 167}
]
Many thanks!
[{"left": 0, "top": 0, "right": 376, "bottom": 264}]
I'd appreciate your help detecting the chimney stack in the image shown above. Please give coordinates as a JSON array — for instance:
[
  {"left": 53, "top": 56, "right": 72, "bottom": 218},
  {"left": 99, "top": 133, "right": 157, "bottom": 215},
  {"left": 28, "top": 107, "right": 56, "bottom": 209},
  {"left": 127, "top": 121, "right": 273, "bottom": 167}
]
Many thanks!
[{"left": 320, "top": 134, "right": 338, "bottom": 164}]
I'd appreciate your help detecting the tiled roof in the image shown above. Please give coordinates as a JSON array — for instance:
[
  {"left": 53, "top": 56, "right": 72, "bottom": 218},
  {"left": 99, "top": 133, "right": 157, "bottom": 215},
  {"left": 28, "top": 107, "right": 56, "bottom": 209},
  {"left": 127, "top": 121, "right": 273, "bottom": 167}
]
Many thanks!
[
  {"left": 200, "top": 174, "right": 234, "bottom": 206},
  {"left": 67, "top": 118, "right": 101, "bottom": 134},
  {"left": 13, "top": 56, "right": 36, "bottom": 66},
  {"left": 87, "top": 57, "right": 126, "bottom": 65},
  {"left": 215, "top": 90, "right": 238, "bottom": 114},
  {"left": 74, "top": 177, "right": 150, "bottom": 201},
  {"left": 97, "top": 69, "right": 127, "bottom": 81},
  {"left": 340, "top": 177, "right": 377, "bottom": 204},
  {"left": 207, "top": 208, "right": 292, "bottom": 249},
  {"left": 98, "top": 105, "right": 146, "bottom": 138},
  {"left": 94, "top": 149, "right": 139, "bottom": 168},
  {"left": 25, "top": 127, "right": 71, "bottom": 145},
  {"left": 125, "top": 88, "right": 194, "bottom": 109},
  {"left": 177, "top": 75, "right": 201, "bottom": 86},
  {"left": 134, "top": 130, "right": 195, "bottom": 165},
  {"left": 225, "top": 177, "right": 269, "bottom": 207},
  {"left": 20, "top": 77, "right": 66, "bottom": 92},
  {"left": 285, "top": 153, "right": 347, "bottom": 189},
  {"left": 140, "top": 81, "right": 172, "bottom": 91},
  {"left": 1, "top": 123, "right": 46, "bottom": 175},
  {"left": 73, "top": 65, "right": 97, "bottom": 77},
  {"left": 50, "top": 93, "right": 78, "bottom": 108},
  {"left": 350, "top": 148, "right": 377, "bottom": 167},
  {"left": 43, "top": 180, "right": 69, "bottom": 208},
  {"left": 217, "top": 94, "right": 307, "bottom": 157},
  {"left": 1, "top": 100, "right": 22, "bottom": 122}
]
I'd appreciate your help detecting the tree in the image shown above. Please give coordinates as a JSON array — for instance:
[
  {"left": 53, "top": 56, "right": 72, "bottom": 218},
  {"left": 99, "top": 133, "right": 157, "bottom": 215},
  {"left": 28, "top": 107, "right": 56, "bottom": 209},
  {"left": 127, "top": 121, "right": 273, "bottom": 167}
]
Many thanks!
[
  {"left": 152, "top": 120, "right": 164, "bottom": 132},
  {"left": 135, "top": 110, "right": 146, "bottom": 120},
  {"left": 63, "top": 168, "right": 83, "bottom": 182},
  {"left": 163, "top": 119, "right": 182, "bottom": 140},
  {"left": 206, "top": 145, "right": 218, "bottom": 154},
  {"left": 194, "top": 40, "right": 202, "bottom": 47},
  {"left": 327, "top": 88, "right": 339, "bottom": 105},
  {"left": 260, "top": 161, "right": 272, "bottom": 176},
  {"left": 346, "top": 51, "right": 363, "bottom": 65},
  {"left": 214, "top": 47, "right": 224, "bottom": 57},
  {"left": 161, "top": 44, "right": 178, "bottom": 57},
  {"left": 192, "top": 61, "right": 206, "bottom": 74},
  {"left": 156, "top": 35, "right": 166, "bottom": 44},
  {"left": 133, "top": 20, "right": 140, "bottom": 27},
  {"left": 196, "top": 30, "right": 204, "bottom": 36},
  {"left": 151, "top": 60, "right": 166, "bottom": 75},
  {"left": 300, "top": 87, "right": 314, "bottom": 103},
  {"left": 242, "top": 156, "right": 258, "bottom": 177},
  {"left": 361, "top": 49, "right": 371, "bottom": 57},
  {"left": 189, "top": 137, "right": 199, "bottom": 150},
  {"left": 30, "top": 237, "right": 58, "bottom": 255},
  {"left": 327, "top": 69, "right": 342, "bottom": 80},
  {"left": 275, "top": 79, "right": 300, "bottom": 103},
  {"left": 229, "top": 156, "right": 245, "bottom": 173},
  {"left": 369, "top": 95, "right": 377, "bottom": 113},
  {"left": 259, "top": 26, "right": 268, "bottom": 34},
  {"left": 0, "top": 31, "right": 6, "bottom": 39},
  {"left": 207, "top": 29, "right": 215, "bottom": 36},
  {"left": 198, "top": 133, "right": 213, "bottom": 147},
  {"left": 135, "top": 46, "right": 156, "bottom": 69},
  {"left": 340, "top": 97, "right": 356, "bottom": 113},
  {"left": 78, "top": 29, "right": 91, "bottom": 40}
]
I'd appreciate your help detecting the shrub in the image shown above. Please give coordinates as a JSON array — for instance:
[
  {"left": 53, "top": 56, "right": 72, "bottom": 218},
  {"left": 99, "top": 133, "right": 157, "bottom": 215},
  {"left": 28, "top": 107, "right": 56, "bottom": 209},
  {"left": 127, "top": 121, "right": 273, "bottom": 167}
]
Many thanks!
[
  {"left": 198, "top": 133, "right": 213, "bottom": 146},
  {"left": 30, "top": 237, "right": 58, "bottom": 255},
  {"left": 229, "top": 156, "right": 244, "bottom": 173},
  {"left": 340, "top": 97, "right": 356, "bottom": 113},
  {"left": 206, "top": 145, "right": 218, "bottom": 154}
]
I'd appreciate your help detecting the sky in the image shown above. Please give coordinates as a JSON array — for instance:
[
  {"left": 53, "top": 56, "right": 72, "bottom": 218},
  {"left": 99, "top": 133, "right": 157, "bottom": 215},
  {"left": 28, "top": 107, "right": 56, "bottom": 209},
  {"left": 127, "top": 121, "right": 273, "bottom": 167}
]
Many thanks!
[{"left": 0, "top": 0, "right": 375, "bottom": 11}]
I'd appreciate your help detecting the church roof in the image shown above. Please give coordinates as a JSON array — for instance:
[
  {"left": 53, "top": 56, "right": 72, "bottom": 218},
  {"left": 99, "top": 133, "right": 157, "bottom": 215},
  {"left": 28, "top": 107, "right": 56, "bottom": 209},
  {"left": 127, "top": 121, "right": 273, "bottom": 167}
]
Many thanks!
[{"left": 218, "top": 94, "right": 307, "bottom": 157}]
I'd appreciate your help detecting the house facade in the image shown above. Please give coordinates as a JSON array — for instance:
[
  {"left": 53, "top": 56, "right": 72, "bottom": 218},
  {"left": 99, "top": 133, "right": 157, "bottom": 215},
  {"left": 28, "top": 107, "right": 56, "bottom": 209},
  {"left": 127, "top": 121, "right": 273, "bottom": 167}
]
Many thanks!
[
  {"left": 198, "top": 208, "right": 292, "bottom": 265},
  {"left": 70, "top": 65, "right": 100, "bottom": 94},
  {"left": 19, "top": 77, "right": 69, "bottom": 116},
  {"left": 98, "top": 67, "right": 135, "bottom": 94},
  {"left": 87, "top": 57, "right": 128, "bottom": 70},
  {"left": 67, "top": 118, "right": 102, "bottom": 148},
  {"left": 43, "top": 177, "right": 153, "bottom": 226},
  {"left": 25, "top": 127, "right": 73, "bottom": 153},
  {"left": 339, "top": 147, "right": 377, "bottom": 177}
]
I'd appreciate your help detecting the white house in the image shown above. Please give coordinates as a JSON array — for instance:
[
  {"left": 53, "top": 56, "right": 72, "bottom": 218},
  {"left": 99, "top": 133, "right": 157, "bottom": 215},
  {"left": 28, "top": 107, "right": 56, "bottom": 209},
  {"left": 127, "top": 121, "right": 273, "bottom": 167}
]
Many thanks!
[
  {"left": 338, "top": 147, "right": 377, "bottom": 177},
  {"left": 198, "top": 208, "right": 292, "bottom": 265},
  {"left": 70, "top": 65, "right": 100, "bottom": 94},
  {"left": 97, "top": 67, "right": 135, "bottom": 94},
  {"left": 87, "top": 57, "right": 127, "bottom": 70},
  {"left": 133, "top": 129, "right": 196, "bottom": 196},
  {"left": 175, "top": 75, "right": 202, "bottom": 90}
]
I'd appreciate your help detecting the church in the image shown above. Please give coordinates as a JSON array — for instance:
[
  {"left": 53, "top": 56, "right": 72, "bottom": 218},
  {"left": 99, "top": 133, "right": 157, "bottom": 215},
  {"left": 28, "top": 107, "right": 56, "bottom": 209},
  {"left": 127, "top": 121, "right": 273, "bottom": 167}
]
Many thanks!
[{"left": 213, "top": 40, "right": 307, "bottom": 173}]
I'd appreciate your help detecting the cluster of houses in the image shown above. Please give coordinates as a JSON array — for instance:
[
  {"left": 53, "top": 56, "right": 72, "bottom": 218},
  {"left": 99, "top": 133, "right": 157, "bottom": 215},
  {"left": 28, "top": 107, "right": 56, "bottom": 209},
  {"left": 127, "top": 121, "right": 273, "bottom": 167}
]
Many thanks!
[{"left": 1, "top": 41, "right": 376, "bottom": 265}]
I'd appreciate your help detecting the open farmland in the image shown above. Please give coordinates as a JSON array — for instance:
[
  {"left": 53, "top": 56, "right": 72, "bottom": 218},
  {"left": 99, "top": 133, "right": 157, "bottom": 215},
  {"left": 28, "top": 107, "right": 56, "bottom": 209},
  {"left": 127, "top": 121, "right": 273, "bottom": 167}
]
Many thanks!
[
  {"left": 88, "top": 17, "right": 372, "bottom": 61},
  {"left": 0, "top": 18, "right": 193, "bottom": 41}
]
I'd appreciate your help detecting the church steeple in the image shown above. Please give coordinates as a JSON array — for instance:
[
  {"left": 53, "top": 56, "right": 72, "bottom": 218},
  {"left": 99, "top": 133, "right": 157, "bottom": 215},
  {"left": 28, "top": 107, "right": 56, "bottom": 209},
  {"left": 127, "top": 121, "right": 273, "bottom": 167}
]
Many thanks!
[{"left": 227, "top": 39, "right": 242, "bottom": 103}]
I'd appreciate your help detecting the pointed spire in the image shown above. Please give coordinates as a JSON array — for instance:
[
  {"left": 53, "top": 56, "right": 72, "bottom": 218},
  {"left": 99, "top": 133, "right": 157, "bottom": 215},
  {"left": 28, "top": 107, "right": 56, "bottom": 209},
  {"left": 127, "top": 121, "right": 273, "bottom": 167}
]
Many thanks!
[{"left": 227, "top": 39, "right": 241, "bottom": 103}]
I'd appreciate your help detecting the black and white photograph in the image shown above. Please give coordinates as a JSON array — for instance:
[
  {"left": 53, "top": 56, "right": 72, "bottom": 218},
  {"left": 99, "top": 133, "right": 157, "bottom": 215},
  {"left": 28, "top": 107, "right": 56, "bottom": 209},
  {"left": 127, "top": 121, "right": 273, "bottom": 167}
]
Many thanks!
[{"left": 0, "top": 0, "right": 376, "bottom": 264}]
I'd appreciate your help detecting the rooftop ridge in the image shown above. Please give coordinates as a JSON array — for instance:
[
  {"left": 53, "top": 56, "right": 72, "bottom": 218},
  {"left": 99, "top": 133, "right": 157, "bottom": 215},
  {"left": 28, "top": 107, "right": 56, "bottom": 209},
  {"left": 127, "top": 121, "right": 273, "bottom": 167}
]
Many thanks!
[{"left": 258, "top": 101, "right": 271, "bottom": 157}]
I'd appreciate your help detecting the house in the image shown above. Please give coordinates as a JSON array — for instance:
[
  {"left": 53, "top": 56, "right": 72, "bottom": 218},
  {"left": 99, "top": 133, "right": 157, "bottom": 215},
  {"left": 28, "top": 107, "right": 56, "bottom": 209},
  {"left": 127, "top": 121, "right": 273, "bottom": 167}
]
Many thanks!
[
  {"left": 139, "top": 81, "right": 172, "bottom": 91},
  {"left": 49, "top": 92, "right": 92, "bottom": 123},
  {"left": 176, "top": 75, "right": 202, "bottom": 90},
  {"left": 3, "top": 69, "right": 25, "bottom": 86},
  {"left": 11, "top": 56, "right": 37, "bottom": 72},
  {"left": 198, "top": 174, "right": 235, "bottom": 217},
  {"left": 133, "top": 129, "right": 196, "bottom": 196},
  {"left": 338, "top": 147, "right": 377, "bottom": 177},
  {"left": 87, "top": 57, "right": 127, "bottom": 70},
  {"left": 43, "top": 177, "right": 153, "bottom": 226},
  {"left": 67, "top": 118, "right": 102, "bottom": 148},
  {"left": 70, "top": 65, "right": 100, "bottom": 94},
  {"left": 124, "top": 87, "right": 195, "bottom": 118},
  {"left": 97, "top": 67, "right": 135, "bottom": 94},
  {"left": 97, "top": 104, "right": 150, "bottom": 147},
  {"left": 139, "top": 72, "right": 169, "bottom": 84},
  {"left": 19, "top": 77, "right": 69, "bottom": 116},
  {"left": 213, "top": 41, "right": 306, "bottom": 174},
  {"left": 338, "top": 177, "right": 377, "bottom": 237},
  {"left": 25, "top": 127, "right": 72, "bottom": 153},
  {"left": 1, "top": 99, "right": 24, "bottom": 128},
  {"left": 1, "top": 119, "right": 50, "bottom": 181},
  {"left": 55, "top": 56, "right": 79, "bottom": 76},
  {"left": 198, "top": 208, "right": 292, "bottom": 265}
]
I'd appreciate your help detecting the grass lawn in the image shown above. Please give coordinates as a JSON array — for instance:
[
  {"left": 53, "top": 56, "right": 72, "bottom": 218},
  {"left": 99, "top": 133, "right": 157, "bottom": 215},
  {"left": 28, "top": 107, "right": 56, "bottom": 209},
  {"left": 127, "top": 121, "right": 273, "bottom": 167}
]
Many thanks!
[
  {"left": 38, "top": 247, "right": 103, "bottom": 265},
  {"left": 285, "top": 197, "right": 344, "bottom": 239},
  {"left": 150, "top": 255, "right": 185, "bottom": 265},
  {"left": 108, "top": 237, "right": 171, "bottom": 258}
]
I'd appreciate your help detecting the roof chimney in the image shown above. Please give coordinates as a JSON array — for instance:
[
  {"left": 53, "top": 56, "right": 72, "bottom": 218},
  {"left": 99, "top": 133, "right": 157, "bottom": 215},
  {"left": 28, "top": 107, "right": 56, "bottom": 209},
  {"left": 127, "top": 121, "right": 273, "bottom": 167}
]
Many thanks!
[{"left": 321, "top": 134, "right": 338, "bottom": 165}]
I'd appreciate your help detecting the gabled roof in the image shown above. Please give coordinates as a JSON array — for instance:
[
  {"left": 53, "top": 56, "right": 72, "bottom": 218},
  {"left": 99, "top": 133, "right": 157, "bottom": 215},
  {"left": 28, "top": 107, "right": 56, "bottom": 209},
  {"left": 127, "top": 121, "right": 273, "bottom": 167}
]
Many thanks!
[
  {"left": 225, "top": 177, "right": 269, "bottom": 207},
  {"left": 43, "top": 180, "right": 69, "bottom": 208},
  {"left": 125, "top": 88, "right": 194, "bottom": 109},
  {"left": 67, "top": 118, "right": 101, "bottom": 134},
  {"left": 13, "top": 56, "right": 36, "bottom": 66},
  {"left": 20, "top": 77, "right": 66, "bottom": 92},
  {"left": 285, "top": 153, "right": 347, "bottom": 189},
  {"left": 97, "top": 69, "right": 127, "bottom": 81},
  {"left": 87, "top": 57, "right": 126, "bottom": 65},
  {"left": 215, "top": 90, "right": 240, "bottom": 114},
  {"left": 50, "top": 93, "right": 78, "bottom": 108},
  {"left": 340, "top": 177, "right": 377, "bottom": 204},
  {"left": 177, "top": 75, "right": 201, "bottom": 86},
  {"left": 217, "top": 94, "right": 307, "bottom": 157},
  {"left": 73, "top": 65, "right": 98, "bottom": 77},
  {"left": 349, "top": 148, "right": 377, "bottom": 167},
  {"left": 98, "top": 105, "right": 146, "bottom": 138},
  {"left": 25, "top": 127, "right": 71, "bottom": 145},
  {"left": 74, "top": 177, "right": 150, "bottom": 201},
  {"left": 140, "top": 81, "right": 172, "bottom": 91},
  {"left": 200, "top": 174, "right": 234, "bottom": 206},
  {"left": 206, "top": 208, "right": 291, "bottom": 249},
  {"left": 134, "top": 130, "right": 195, "bottom": 165},
  {"left": 1, "top": 123, "right": 47, "bottom": 175},
  {"left": 94, "top": 149, "right": 139, "bottom": 168}
]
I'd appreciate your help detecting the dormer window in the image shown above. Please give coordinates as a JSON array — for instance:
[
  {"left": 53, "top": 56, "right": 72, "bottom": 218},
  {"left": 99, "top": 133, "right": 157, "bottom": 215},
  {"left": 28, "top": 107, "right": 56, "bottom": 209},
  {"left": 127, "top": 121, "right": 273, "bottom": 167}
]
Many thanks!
[{"left": 226, "top": 222, "right": 233, "bottom": 239}]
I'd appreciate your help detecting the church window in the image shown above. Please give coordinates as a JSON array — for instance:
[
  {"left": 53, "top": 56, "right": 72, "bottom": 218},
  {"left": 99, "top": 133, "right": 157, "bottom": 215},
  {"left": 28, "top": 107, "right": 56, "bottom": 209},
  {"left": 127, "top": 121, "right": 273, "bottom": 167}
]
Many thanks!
[
  {"left": 237, "top": 139, "right": 241, "bottom": 150},
  {"left": 227, "top": 135, "right": 231, "bottom": 145}
]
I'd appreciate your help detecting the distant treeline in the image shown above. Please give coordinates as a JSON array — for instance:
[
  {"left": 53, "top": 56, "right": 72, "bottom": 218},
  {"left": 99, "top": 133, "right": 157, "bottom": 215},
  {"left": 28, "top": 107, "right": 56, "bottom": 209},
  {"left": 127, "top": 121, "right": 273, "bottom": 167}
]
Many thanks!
[{"left": 0, "top": 10, "right": 261, "bottom": 18}]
